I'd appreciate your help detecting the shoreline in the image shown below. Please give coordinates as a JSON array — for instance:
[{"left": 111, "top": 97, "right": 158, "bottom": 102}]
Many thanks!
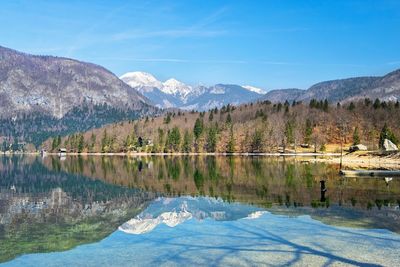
[
  {"left": 2, "top": 151, "right": 400, "bottom": 169},
  {"left": 3, "top": 151, "right": 340, "bottom": 157}
]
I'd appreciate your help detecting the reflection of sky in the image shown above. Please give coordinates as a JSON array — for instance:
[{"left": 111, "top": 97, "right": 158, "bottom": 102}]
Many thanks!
[{"left": 4, "top": 197, "right": 400, "bottom": 266}]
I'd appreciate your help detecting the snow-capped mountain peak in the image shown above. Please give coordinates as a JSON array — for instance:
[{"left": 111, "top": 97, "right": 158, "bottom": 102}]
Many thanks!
[
  {"left": 120, "top": 71, "right": 267, "bottom": 110},
  {"left": 242, "top": 85, "right": 267, "bottom": 95},
  {"left": 120, "top": 71, "right": 162, "bottom": 89},
  {"left": 161, "top": 78, "right": 192, "bottom": 98}
]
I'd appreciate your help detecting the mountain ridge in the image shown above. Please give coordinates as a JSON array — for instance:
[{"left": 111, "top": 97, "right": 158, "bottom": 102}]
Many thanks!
[
  {"left": 120, "top": 71, "right": 266, "bottom": 110},
  {"left": 0, "top": 46, "right": 152, "bottom": 118},
  {"left": 263, "top": 69, "right": 400, "bottom": 103},
  {"left": 0, "top": 45, "right": 157, "bottom": 146}
]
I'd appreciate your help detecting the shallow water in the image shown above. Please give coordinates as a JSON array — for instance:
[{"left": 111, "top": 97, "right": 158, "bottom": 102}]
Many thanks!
[{"left": 1, "top": 155, "right": 400, "bottom": 266}]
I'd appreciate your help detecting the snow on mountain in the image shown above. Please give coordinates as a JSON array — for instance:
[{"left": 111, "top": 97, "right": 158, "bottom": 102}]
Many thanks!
[
  {"left": 120, "top": 72, "right": 162, "bottom": 92},
  {"left": 161, "top": 78, "right": 192, "bottom": 100},
  {"left": 242, "top": 85, "right": 267, "bottom": 95},
  {"left": 120, "top": 71, "right": 266, "bottom": 110},
  {"left": 118, "top": 197, "right": 262, "bottom": 235},
  {"left": 209, "top": 85, "right": 226, "bottom": 94},
  {"left": 119, "top": 210, "right": 192, "bottom": 235}
]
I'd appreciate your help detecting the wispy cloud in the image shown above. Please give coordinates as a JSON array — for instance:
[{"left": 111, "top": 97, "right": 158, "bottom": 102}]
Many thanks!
[
  {"left": 92, "top": 57, "right": 370, "bottom": 68},
  {"left": 93, "top": 57, "right": 247, "bottom": 64},
  {"left": 111, "top": 29, "right": 226, "bottom": 41},
  {"left": 65, "top": 4, "right": 130, "bottom": 57},
  {"left": 261, "top": 61, "right": 303, "bottom": 66},
  {"left": 262, "top": 27, "right": 310, "bottom": 33},
  {"left": 112, "top": 5, "right": 229, "bottom": 41}
]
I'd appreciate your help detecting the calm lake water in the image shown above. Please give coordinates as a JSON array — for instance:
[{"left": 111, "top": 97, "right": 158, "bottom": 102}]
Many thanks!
[{"left": 1, "top": 155, "right": 400, "bottom": 266}]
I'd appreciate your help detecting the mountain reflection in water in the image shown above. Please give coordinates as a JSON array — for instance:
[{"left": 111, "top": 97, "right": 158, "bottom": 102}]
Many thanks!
[
  {"left": 42, "top": 155, "right": 400, "bottom": 232},
  {"left": 1, "top": 155, "right": 400, "bottom": 265},
  {"left": 0, "top": 156, "right": 154, "bottom": 263}
]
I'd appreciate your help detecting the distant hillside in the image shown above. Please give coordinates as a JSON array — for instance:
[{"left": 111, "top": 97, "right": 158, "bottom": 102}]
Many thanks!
[
  {"left": 0, "top": 46, "right": 152, "bottom": 117},
  {"left": 263, "top": 89, "right": 304, "bottom": 103},
  {"left": 120, "top": 71, "right": 266, "bottom": 110},
  {"left": 0, "top": 46, "right": 157, "bottom": 146},
  {"left": 263, "top": 69, "right": 400, "bottom": 103}
]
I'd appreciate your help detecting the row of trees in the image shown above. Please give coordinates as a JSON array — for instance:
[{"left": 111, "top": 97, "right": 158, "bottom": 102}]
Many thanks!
[{"left": 45, "top": 98, "right": 400, "bottom": 154}]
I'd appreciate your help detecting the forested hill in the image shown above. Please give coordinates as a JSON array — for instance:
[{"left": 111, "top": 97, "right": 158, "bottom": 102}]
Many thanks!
[
  {"left": 0, "top": 45, "right": 151, "bottom": 117},
  {"left": 263, "top": 69, "right": 400, "bottom": 103},
  {"left": 0, "top": 45, "right": 158, "bottom": 148},
  {"left": 0, "top": 103, "right": 156, "bottom": 149},
  {"left": 43, "top": 98, "right": 400, "bottom": 154}
]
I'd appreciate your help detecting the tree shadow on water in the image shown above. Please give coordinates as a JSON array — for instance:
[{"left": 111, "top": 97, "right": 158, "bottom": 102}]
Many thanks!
[{"left": 139, "top": 221, "right": 389, "bottom": 266}]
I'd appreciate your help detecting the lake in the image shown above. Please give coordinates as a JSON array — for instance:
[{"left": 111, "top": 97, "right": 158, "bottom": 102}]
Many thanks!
[{"left": 0, "top": 155, "right": 400, "bottom": 266}]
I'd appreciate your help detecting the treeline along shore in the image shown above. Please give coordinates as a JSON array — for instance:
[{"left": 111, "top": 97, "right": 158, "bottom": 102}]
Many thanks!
[{"left": 41, "top": 98, "right": 400, "bottom": 158}]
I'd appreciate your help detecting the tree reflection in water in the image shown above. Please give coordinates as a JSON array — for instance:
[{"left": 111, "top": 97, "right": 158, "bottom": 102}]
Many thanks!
[{"left": 1, "top": 155, "right": 400, "bottom": 264}]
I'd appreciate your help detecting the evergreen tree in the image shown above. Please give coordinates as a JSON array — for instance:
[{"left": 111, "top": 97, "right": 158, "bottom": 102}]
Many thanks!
[
  {"left": 166, "top": 127, "right": 181, "bottom": 152},
  {"left": 193, "top": 118, "right": 204, "bottom": 140},
  {"left": 164, "top": 113, "right": 171, "bottom": 124},
  {"left": 353, "top": 127, "right": 360, "bottom": 145},
  {"left": 348, "top": 102, "right": 356, "bottom": 111},
  {"left": 11, "top": 137, "right": 19, "bottom": 151},
  {"left": 304, "top": 119, "right": 313, "bottom": 144},
  {"left": 182, "top": 130, "right": 193, "bottom": 153},
  {"left": 226, "top": 113, "right": 232, "bottom": 124},
  {"left": 373, "top": 98, "right": 381, "bottom": 109},
  {"left": 277, "top": 102, "right": 283, "bottom": 112},
  {"left": 57, "top": 135, "right": 61, "bottom": 147},
  {"left": 51, "top": 135, "right": 62, "bottom": 151},
  {"left": 101, "top": 129, "right": 108, "bottom": 153},
  {"left": 124, "top": 134, "right": 132, "bottom": 151},
  {"left": 77, "top": 133, "right": 85, "bottom": 153},
  {"left": 206, "top": 126, "right": 218, "bottom": 152},
  {"left": 157, "top": 128, "right": 165, "bottom": 151},
  {"left": 323, "top": 99, "right": 329, "bottom": 112},
  {"left": 90, "top": 132, "right": 96, "bottom": 152},
  {"left": 1, "top": 140, "right": 8, "bottom": 152},
  {"left": 208, "top": 111, "right": 214, "bottom": 121},
  {"left": 51, "top": 138, "right": 57, "bottom": 151},
  {"left": 226, "top": 125, "right": 235, "bottom": 153},
  {"left": 138, "top": 136, "right": 143, "bottom": 147},
  {"left": 285, "top": 121, "right": 294, "bottom": 144},
  {"left": 284, "top": 105, "right": 289, "bottom": 114},
  {"left": 251, "top": 129, "right": 264, "bottom": 152},
  {"left": 379, "top": 123, "right": 398, "bottom": 148}
]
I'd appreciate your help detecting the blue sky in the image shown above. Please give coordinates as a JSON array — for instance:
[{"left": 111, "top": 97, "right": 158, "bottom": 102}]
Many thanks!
[{"left": 1, "top": 0, "right": 400, "bottom": 89}]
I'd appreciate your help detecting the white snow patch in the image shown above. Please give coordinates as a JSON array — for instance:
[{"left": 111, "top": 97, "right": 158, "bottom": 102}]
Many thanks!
[
  {"left": 119, "top": 210, "right": 192, "bottom": 235},
  {"left": 120, "top": 71, "right": 162, "bottom": 89},
  {"left": 245, "top": 211, "right": 267, "bottom": 219},
  {"left": 242, "top": 85, "right": 267, "bottom": 94},
  {"left": 161, "top": 78, "right": 192, "bottom": 99},
  {"left": 209, "top": 86, "right": 225, "bottom": 94},
  {"left": 162, "top": 99, "right": 175, "bottom": 108}
]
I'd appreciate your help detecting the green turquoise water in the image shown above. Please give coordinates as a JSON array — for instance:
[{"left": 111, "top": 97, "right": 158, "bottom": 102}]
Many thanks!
[{"left": 1, "top": 155, "right": 399, "bottom": 266}]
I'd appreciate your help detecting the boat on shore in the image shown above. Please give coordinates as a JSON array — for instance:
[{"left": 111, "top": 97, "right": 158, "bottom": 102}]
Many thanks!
[{"left": 339, "top": 169, "right": 400, "bottom": 177}]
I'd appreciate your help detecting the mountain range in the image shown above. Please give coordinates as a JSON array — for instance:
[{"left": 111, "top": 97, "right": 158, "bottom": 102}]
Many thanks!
[
  {"left": 1, "top": 44, "right": 400, "bottom": 147},
  {"left": 120, "top": 71, "right": 267, "bottom": 110},
  {"left": 262, "top": 69, "right": 400, "bottom": 103},
  {"left": 0, "top": 46, "right": 156, "bottom": 146},
  {"left": 0, "top": 46, "right": 151, "bottom": 118}
]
